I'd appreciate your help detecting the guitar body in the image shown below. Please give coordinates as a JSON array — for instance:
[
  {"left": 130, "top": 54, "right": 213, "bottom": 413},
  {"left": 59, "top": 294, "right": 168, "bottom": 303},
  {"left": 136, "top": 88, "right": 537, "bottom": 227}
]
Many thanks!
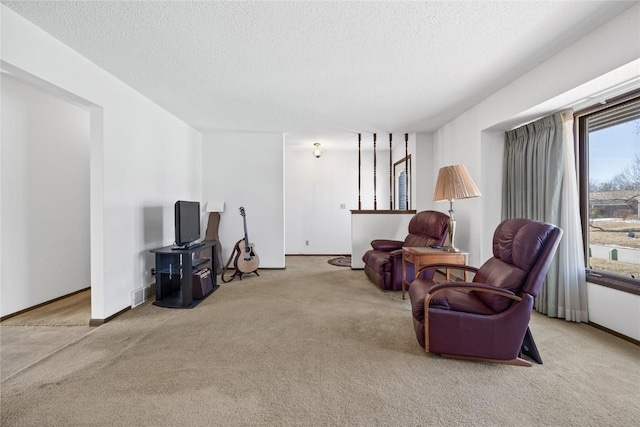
[
  {"left": 235, "top": 239, "right": 259, "bottom": 273},
  {"left": 223, "top": 206, "right": 260, "bottom": 281}
]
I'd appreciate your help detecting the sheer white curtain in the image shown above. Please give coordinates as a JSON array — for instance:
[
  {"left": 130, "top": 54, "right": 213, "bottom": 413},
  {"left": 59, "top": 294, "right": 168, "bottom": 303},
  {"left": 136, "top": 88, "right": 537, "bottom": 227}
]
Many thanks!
[
  {"left": 503, "top": 111, "right": 588, "bottom": 322},
  {"left": 557, "top": 110, "right": 588, "bottom": 322}
]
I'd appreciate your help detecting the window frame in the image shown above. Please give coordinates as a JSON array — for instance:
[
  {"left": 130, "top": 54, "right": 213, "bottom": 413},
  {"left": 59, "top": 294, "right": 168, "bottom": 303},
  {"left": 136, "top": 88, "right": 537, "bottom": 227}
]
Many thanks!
[
  {"left": 574, "top": 88, "right": 640, "bottom": 296},
  {"left": 393, "top": 155, "right": 411, "bottom": 210}
]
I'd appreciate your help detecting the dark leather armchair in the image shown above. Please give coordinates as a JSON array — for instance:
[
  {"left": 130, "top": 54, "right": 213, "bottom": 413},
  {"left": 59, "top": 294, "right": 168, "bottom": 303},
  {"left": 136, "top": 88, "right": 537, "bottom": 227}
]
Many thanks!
[
  {"left": 408, "top": 218, "right": 562, "bottom": 366},
  {"left": 362, "top": 210, "right": 449, "bottom": 291}
]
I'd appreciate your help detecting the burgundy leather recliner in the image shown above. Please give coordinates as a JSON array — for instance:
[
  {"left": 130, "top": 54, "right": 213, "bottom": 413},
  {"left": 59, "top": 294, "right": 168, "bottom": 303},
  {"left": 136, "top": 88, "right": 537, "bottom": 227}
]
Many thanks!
[
  {"left": 408, "top": 218, "right": 563, "bottom": 366},
  {"left": 362, "top": 210, "right": 449, "bottom": 291}
]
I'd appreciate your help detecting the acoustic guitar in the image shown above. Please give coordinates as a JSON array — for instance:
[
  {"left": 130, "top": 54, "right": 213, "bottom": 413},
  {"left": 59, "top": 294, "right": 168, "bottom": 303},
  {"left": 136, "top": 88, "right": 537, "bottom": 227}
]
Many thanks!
[{"left": 235, "top": 207, "right": 259, "bottom": 273}]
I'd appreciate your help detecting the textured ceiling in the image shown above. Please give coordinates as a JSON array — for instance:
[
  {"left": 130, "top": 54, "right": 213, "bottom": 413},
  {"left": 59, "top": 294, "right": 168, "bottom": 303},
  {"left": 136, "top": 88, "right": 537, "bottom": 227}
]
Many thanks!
[{"left": 2, "top": 1, "right": 636, "bottom": 148}]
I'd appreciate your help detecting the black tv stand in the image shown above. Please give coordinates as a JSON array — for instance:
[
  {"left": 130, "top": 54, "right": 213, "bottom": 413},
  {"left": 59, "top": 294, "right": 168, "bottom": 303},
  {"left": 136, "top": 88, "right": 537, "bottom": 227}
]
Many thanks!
[
  {"left": 171, "top": 241, "right": 205, "bottom": 251},
  {"left": 150, "top": 241, "right": 217, "bottom": 308}
]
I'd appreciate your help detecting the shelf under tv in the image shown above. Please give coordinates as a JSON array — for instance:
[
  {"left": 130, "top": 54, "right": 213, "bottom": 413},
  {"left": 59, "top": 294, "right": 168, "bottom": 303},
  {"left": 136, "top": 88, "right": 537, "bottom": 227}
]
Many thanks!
[{"left": 150, "top": 241, "right": 218, "bottom": 309}]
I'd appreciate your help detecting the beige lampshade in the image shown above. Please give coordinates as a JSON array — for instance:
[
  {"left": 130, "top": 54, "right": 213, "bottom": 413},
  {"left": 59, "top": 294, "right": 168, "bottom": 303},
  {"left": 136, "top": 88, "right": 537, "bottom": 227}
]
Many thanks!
[{"left": 433, "top": 164, "right": 481, "bottom": 201}]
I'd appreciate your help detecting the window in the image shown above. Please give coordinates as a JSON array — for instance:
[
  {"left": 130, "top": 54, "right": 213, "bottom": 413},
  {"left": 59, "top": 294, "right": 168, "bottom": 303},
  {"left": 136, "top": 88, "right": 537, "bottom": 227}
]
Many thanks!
[
  {"left": 393, "top": 155, "right": 411, "bottom": 210},
  {"left": 575, "top": 90, "right": 640, "bottom": 294},
  {"left": 397, "top": 170, "right": 407, "bottom": 209}
]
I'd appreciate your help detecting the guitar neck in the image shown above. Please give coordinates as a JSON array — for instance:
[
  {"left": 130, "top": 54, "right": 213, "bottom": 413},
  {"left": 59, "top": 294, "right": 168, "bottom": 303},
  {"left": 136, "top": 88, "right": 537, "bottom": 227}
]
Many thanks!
[{"left": 243, "top": 214, "right": 250, "bottom": 245}]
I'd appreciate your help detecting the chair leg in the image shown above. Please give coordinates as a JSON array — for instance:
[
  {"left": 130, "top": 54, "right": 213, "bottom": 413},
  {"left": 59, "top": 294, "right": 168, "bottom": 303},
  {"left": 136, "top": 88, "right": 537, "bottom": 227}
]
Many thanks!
[{"left": 521, "top": 326, "right": 542, "bottom": 364}]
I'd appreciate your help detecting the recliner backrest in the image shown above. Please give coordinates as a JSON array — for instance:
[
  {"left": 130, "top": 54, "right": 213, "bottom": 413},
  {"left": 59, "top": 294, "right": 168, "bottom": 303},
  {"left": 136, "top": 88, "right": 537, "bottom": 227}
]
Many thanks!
[
  {"left": 472, "top": 219, "right": 563, "bottom": 313},
  {"left": 403, "top": 210, "right": 449, "bottom": 248}
]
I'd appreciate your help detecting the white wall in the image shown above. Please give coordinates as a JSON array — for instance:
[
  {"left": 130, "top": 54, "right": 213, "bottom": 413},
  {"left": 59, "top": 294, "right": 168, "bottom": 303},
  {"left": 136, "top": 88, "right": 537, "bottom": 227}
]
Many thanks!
[
  {"left": 284, "top": 133, "right": 417, "bottom": 256},
  {"left": 358, "top": 147, "right": 391, "bottom": 212},
  {"left": 479, "top": 131, "right": 504, "bottom": 262},
  {"left": 426, "top": 4, "right": 640, "bottom": 337},
  {"left": 1, "top": 6, "right": 202, "bottom": 320},
  {"left": 391, "top": 133, "right": 417, "bottom": 211},
  {"left": 588, "top": 284, "right": 640, "bottom": 341},
  {"left": 356, "top": 133, "right": 405, "bottom": 212},
  {"left": 1, "top": 75, "right": 90, "bottom": 316},
  {"left": 430, "top": 118, "right": 485, "bottom": 266},
  {"left": 414, "top": 132, "right": 435, "bottom": 213},
  {"left": 429, "top": 4, "right": 640, "bottom": 266},
  {"left": 202, "top": 132, "right": 284, "bottom": 268},
  {"left": 285, "top": 145, "right": 356, "bottom": 255}
]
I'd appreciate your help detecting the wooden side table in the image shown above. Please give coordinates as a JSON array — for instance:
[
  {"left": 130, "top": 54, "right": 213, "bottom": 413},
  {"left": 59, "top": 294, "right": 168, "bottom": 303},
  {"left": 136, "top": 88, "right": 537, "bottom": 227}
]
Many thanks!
[{"left": 402, "top": 247, "right": 469, "bottom": 299}]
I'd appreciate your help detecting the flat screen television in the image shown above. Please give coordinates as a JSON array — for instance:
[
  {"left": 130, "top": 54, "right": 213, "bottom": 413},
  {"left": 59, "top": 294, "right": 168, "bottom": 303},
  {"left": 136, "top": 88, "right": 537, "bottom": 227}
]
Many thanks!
[{"left": 174, "top": 200, "right": 201, "bottom": 248}]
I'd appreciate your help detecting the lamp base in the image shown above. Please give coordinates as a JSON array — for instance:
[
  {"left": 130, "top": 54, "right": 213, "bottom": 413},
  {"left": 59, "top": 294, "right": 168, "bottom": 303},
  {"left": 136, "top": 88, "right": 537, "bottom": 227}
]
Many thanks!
[{"left": 445, "top": 218, "right": 458, "bottom": 253}]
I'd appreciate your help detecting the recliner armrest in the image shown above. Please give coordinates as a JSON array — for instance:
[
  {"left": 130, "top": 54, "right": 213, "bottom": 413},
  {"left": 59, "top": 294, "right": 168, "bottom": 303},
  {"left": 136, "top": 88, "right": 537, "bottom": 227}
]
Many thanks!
[
  {"left": 389, "top": 249, "right": 403, "bottom": 258},
  {"left": 427, "top": 282, "right": 521, "bottom": 302},
  {"left": 370, "top": 239, "right": 403, "bottom": 252}
]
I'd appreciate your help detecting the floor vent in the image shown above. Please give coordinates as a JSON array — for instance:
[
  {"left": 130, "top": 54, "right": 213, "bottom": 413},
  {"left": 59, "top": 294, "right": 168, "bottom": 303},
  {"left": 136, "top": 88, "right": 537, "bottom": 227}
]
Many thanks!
[{"left": 131, "top": 286, "right": 152, "bottom": 308}]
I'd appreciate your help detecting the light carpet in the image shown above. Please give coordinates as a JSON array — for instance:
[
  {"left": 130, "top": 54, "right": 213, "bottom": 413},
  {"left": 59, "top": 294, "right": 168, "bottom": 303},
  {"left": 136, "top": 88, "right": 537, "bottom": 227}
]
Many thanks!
[
  {"left": 1, "top": 256, "right": 638, "bottom": 426},
  {"left": 0, "top": 289, "right": 90, "bottom": 327}
]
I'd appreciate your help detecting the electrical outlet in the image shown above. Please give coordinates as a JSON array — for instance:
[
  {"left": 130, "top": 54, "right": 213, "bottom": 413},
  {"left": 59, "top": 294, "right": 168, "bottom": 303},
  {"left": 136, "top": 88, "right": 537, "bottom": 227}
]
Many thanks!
[
  {"left": 305, "top": 240, "right": 309, "bottom": 246},
  {"left": 340, "top": 203, "right": 346, "bottom": 209}
]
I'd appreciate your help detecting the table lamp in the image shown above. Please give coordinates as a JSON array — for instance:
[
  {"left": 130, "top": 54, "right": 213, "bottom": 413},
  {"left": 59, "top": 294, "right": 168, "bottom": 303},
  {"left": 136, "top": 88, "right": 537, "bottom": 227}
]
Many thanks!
[{"left": 433, "top": 164, "right": 481, "bottom": 252}]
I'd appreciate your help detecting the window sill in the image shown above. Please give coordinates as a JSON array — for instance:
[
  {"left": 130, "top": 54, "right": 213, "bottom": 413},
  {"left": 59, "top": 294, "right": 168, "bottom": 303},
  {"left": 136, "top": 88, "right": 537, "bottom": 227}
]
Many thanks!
[{"left": 586, "top": 270, "right": 640, "bottom": 296}]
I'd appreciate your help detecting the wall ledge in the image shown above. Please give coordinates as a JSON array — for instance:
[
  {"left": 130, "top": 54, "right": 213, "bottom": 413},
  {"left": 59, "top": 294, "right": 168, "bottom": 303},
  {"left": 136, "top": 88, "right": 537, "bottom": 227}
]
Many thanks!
[
  {"left": 351, "top": 210, "right": 417, "bottom": 214},
  {"left": 587, "top": 273, "right": 640, "bottom": 296}
]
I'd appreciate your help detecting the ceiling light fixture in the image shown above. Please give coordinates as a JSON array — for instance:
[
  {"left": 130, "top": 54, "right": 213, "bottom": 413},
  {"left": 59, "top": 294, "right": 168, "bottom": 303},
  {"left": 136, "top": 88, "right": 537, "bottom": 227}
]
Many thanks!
[{"left": 313, "top": 142, "right": 322, "bottom": 158}]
